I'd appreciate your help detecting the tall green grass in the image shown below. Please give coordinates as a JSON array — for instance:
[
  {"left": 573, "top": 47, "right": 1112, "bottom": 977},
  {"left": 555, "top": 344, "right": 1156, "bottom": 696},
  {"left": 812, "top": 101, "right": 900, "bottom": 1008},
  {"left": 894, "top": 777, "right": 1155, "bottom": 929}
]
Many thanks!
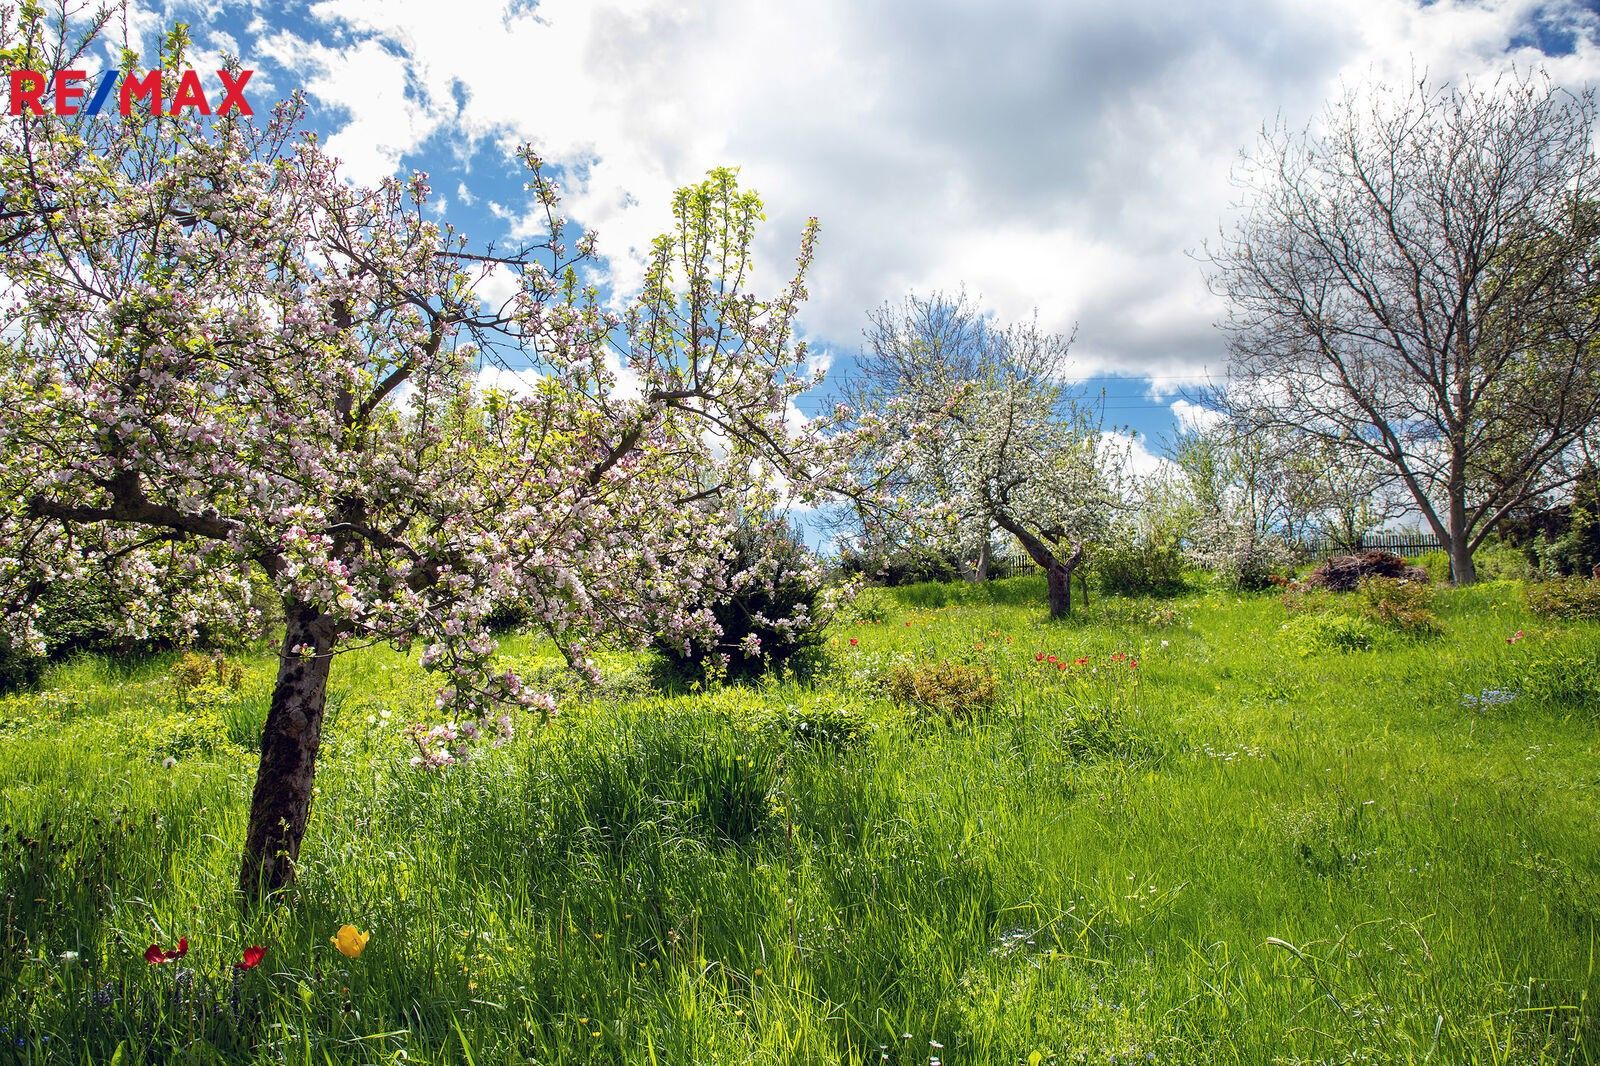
[{"left": 0, "top": 576, "right": 1595, "bottom": 1062}]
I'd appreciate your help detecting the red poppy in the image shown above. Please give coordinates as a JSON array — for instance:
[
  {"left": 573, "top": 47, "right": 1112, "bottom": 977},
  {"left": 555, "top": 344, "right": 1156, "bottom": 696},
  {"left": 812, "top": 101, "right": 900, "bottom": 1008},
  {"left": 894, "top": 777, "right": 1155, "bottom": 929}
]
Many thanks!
[
  {"left": 1073, "top": 657, "right": 1089, "bottom": 666},
  {"left": 848, "top": 638, "right": 858, "bottom": 647},
  {"left": 1035, "top": 652, "right": 1046, "bottom": 661},
  {"left": 1057, "top": 661, "right": 1068, "bottom": 670},
  {"left": 236, "top": 945, "right": 267, "bottom": 970},
  {"left": 1128, "top": 659, "right": 1139, "bottom": 670},
  {"left": 145, "top": 937, "right": 188, "bottom": 964},
  {"left": 1111, "top": 652, "right": 1126, "bottom": 662},
  {"left": 1046, "top": 655, "right": 1058, "bottom": 664}
]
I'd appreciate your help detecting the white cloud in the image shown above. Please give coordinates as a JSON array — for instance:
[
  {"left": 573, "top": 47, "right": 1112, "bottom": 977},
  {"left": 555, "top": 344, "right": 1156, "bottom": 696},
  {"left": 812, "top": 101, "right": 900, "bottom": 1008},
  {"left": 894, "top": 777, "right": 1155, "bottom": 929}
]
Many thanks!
[
  {"left": 256, "top": 30, "right": 453, "bottom": 184},
  {"left": 1170, "top": 398, "right": 1226, "bottom": 434},
  {"left": 254, "top": 0, "right": 1600, "bottom": 377},
  {"left": 473, "top": 264, "right": 521, "bottom": 316},
  {"left": 1103, "top": 430, "right": 1173, "bottom": 481}
]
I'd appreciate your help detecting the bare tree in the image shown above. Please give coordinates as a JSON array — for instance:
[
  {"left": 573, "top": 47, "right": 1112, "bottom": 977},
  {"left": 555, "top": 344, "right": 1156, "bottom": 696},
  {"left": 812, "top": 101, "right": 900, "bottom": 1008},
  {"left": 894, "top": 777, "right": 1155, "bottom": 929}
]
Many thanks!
[{"left": 1210, "top": 70, "right": 1600, "bottom": 583}]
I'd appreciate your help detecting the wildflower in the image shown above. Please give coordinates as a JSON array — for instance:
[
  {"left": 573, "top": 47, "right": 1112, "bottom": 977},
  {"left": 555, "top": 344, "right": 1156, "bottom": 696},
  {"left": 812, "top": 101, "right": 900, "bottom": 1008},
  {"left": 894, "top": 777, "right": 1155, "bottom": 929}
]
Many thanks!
[
  {"left": 1160, "top": 639, "right": 1169, "bottom": 648},
  {"left": 145, "top": 937, "right": 188, "bottom": 964},
  {"left": 1111, "top": 651, "right": 1126, "bottom": 662},
  {"left": 1507, "top": 630, "right": 1525, "bottom": 644},
  {"left": 1035, "top": 652, "right": 1046, "bottom": 661},
  {"left": 848, "top": 638, "right": 858, "bottom": 647},
  {"left": 1046, "top": 655, "right": 1058, "bottom": 664},
  {"left": 57, "top": 950, "right": 79, "bottom": 962},
  {"left": 1057, "top": 661, "right": 1068, "bottom": 670},
  {"left": 236, "top": 945, "right": 266, "bottom": 970},
  {"left": 1128, "top": 658, "right": 1138, "bottom": 670},
  {"left": 331, "top": 925, "right": 370, "bottom": 958},
  {"left": 1073, "top": 657, "right": 1088, "bottom": 667},
  {"left": 162, "top": 757, "right": 177, "bottom": 769}
]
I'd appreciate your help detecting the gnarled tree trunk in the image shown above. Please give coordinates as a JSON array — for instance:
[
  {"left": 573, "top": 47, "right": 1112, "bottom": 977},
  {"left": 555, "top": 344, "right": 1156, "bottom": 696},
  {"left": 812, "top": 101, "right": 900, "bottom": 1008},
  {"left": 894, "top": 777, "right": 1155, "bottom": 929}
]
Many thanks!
[
  {"left": 996, "top": 515, "right": 1084, "bottom": 619},
  {"left": 239, "top": 603, "right": 337, "bottom": 897},
  {"left": 1045, "top": 562, "right": 1072, "bottom": 617}
]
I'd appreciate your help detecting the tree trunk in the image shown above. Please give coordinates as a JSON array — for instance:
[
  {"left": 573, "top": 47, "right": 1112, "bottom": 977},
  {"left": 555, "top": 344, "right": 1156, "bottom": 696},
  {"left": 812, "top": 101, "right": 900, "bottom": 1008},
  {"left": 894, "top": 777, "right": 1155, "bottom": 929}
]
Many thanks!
[
  {"left": 239, "top": 603, "right": 337, "bottom": 897},
  {"left": 1046, "top": 563, "right": 1071, "bottom": 619},
  {"left": 966, "top": 540, "right": 991, "bottom": 583},
  {"left": 1447, "top": 526, "right": 1477, "bottom": 586},
  {"left": 1446, "top": 439, "right": 1478, "bottom": 586}
]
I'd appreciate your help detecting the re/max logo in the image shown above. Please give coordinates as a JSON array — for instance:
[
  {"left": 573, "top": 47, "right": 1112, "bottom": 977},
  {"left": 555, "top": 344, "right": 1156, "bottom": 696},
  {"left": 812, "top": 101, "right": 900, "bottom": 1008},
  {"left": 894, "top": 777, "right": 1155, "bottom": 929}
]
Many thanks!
[{"left": 6, "top": 69, "right": 254, "bottom": 117}]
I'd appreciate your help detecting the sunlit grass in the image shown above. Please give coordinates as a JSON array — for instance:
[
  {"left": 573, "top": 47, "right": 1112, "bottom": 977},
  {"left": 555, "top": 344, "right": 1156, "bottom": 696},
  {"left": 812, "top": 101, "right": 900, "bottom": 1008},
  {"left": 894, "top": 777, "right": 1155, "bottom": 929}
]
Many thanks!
[{"left": 0, "top": 576, "right": 1596, "bottom": 1062}]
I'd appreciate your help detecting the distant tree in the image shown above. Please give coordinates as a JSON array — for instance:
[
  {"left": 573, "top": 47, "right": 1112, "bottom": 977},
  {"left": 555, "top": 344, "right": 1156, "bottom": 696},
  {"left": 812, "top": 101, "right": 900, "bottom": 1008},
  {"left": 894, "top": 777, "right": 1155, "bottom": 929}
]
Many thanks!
[
  {"left": 839, "top": 292, "right": 1119, "bottom": 617},
  {"left": 1210, "top": 71, "right": 1600, "bottom": 583},
  {"left": 1165, "top": 421, "right": 1294, "bottom": 589},
  {"left": 837, "top": 291, "right": 997, "bottom": 581}
]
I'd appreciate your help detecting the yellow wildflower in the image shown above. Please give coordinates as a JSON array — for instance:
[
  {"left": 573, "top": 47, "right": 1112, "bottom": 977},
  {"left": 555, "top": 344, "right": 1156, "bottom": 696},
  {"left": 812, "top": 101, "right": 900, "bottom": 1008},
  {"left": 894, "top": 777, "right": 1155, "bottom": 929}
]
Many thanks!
[{"left": 331, "top": 924, "right": 370, "bottom": 958}]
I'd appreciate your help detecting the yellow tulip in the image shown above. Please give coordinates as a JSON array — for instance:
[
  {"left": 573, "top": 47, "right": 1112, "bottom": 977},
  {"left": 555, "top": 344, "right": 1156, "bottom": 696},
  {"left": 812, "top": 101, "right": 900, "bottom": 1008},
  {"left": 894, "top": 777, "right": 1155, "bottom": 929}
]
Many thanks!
[{"left": 331, "top": 924, "right": 370, "bottom": 958}]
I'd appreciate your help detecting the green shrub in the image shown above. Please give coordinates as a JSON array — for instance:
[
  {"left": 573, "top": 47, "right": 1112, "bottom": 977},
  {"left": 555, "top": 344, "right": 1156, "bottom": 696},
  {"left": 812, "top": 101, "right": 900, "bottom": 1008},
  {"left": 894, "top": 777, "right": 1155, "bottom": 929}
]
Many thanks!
[
  {"left": 836, "top": 544, "right": 963, "bottom": 586},
  {"left": 0, "top": 635, "right": 44, "bottom": 695},
  {"left": 886, "top": 659, "right": 998, "bottom": 721},
  {"left": 1280, "top": 613, "right": 1379, "bottom": 655},
  {"left": 1091, "top": 536, "right": 1187, "bottom": 597},
  {"left": 1357, "top": 577, "right": 1440, "bottom": 636},
  {"left": 1473, "top": 540, "right": 1536, "bottom": 581},
  {"left": 1416, "top": 549, "right": 1452, "bottom": 584},
  {"left": 1525, "top": 577, "right": 1600, "bottom": 621}
]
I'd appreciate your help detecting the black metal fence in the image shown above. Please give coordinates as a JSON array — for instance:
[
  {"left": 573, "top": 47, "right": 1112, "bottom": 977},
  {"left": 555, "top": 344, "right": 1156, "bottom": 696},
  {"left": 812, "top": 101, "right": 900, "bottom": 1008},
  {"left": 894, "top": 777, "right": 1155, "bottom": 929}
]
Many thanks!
[
  {"left": 990, "top": 553, "right": 1037, "bottom": 578},
  {"left": 1299, "top": 531, "right": 1443, "bottom": 560}
]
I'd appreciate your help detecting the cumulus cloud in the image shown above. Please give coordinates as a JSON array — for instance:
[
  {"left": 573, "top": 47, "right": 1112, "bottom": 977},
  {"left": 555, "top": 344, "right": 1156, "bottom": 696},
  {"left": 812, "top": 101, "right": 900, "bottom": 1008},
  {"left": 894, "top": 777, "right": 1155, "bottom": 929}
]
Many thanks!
[
  {"left": 1103, "top": 430, "right": 1173, "bottom": 481},
  {"left": 249, "top": 0, "right": 1600, "bottom": 378},
  {"left": 1170, "top": 398, "right": 1227, "bottom": 434}
]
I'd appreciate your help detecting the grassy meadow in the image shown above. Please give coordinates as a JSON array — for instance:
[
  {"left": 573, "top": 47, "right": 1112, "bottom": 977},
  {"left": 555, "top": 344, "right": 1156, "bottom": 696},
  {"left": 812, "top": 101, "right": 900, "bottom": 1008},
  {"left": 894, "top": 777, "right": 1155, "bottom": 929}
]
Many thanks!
[{"left": 0, "top": 575, "right": 1597, "bottom": 1063}]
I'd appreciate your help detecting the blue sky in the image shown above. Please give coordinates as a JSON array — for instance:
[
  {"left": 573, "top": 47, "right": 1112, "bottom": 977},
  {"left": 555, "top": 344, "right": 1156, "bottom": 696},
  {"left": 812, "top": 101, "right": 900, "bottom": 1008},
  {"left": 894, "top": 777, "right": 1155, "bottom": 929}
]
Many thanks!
[{"left": 81, "top": 0, "right": 1600, "bottom": 472}]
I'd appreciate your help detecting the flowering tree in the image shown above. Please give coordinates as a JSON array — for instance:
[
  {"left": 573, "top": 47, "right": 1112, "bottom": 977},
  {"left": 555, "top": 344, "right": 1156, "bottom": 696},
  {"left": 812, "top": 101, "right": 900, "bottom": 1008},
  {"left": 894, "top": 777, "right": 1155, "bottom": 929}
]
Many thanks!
[
  {"left": 0, "top": 16, "right": 849, "bottom": 894},
  {"left": 840, "top": 292, "right": 1120, "bottom": 617}
]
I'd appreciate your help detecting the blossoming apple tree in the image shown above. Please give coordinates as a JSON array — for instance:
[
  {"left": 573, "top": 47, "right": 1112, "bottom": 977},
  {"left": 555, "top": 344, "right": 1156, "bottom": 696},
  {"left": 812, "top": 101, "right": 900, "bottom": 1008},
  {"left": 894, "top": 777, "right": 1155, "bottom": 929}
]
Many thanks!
[{"left": 0, "top": 18, "right": 858, "bottom": 895}]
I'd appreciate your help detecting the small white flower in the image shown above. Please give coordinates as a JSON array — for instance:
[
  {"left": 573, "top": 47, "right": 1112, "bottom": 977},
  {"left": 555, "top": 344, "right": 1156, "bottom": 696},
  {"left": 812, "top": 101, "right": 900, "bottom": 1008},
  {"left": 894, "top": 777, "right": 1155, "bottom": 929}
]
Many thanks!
[
  {"left": 162, "top": 756, "right": 177, "bottom": 769},
  {"left": 58, "top": 950, "right": 79, "bottom": 962}
]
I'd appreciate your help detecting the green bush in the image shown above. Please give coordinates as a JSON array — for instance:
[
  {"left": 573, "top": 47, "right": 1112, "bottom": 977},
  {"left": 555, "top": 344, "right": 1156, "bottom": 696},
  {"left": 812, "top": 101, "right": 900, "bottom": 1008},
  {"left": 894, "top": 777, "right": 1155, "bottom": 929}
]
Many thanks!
[
  {"left": 837, "top": 587, "right": 891, "bottom": 625},
  {"left": 1416, "top": 550, "right": 1452, "bottom": 584},
  {"left": 1357, "top": 577, "right": 1440, "bottom": 636},
  {"left": 1473, "top": 540, "right": 1536, "bottom": 581},
  {"left": 886, "top": 659, "right": 998, "bottom": 721},
  {"left": 1525, "top": 577, "right": 1600, "bottom": 621},
  {"left": 0, "top": 635, "right": 44, "bottom": 695},
  {"left": 1091, "top": 536, "right": 1188, "bottom": 597},
  {"left": 836, "top": 544, "right": 964, "bottom": 586}
]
